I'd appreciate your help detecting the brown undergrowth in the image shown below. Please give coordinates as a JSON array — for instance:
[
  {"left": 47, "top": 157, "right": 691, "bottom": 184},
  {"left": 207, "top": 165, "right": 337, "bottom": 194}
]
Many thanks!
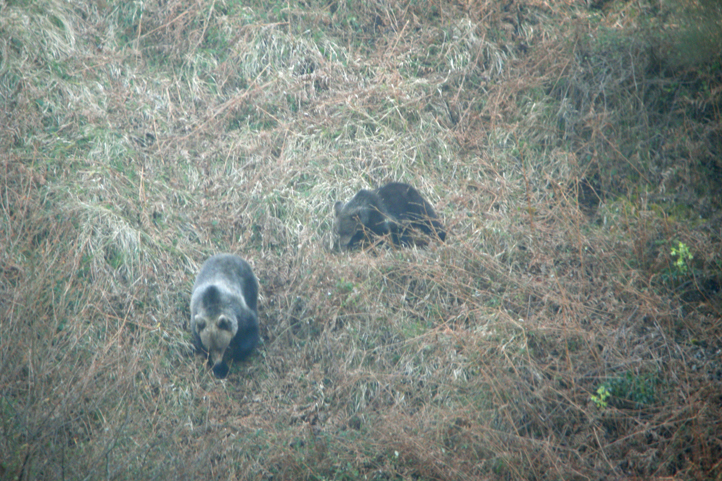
[{"left": 1, "top": 0, "right": 721, "bottom": 479}]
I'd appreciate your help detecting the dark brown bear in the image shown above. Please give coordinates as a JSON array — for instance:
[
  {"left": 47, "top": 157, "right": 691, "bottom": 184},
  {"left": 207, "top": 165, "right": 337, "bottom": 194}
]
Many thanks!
[
  {"left": 333, "top": 182, "right": 446, "bottom": 250},
  {"left": 190, "top": 254, "right": 259, "bottom": 378}
]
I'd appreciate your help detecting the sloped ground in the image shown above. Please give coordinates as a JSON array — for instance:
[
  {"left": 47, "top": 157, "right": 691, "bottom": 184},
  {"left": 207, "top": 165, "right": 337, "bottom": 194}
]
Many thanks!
[{"left": 1, "top": 0, "right": 721, "bottom": 479}]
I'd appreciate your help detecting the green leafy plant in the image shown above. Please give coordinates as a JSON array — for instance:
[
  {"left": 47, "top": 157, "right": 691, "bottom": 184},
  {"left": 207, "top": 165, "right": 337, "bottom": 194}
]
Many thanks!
[
  {"left": 592, "top": 371, "right": 662, "bottom": 410},
  {"left": 671, "top": 241, "right": 693, "bottom": 275},
  {"left": 591, "top": 385, "right": 611, "bottom": 409},
  {"left": 607, "top": 371, "right": 661, "bottom": 408}
]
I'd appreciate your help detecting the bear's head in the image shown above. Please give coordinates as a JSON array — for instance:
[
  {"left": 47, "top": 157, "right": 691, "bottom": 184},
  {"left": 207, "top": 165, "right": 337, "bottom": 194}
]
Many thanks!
[
  {"left": 193, "top": 287, "right": 238, "bottom": 378},
  {"left": 334, "top": 200, "right": 367, "bottom": 249},
  {"left": 333, "top": 191, "right": 389, "bottom": 250}
]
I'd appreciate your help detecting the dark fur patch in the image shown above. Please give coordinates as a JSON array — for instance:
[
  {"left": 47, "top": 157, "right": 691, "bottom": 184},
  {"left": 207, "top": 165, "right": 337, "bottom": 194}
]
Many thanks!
[
  {"left": 201, "top": 285, "right": 222, "bottom": 312},
  {"left": 334, "top": 182, "right": 446, "bottom": 250}
]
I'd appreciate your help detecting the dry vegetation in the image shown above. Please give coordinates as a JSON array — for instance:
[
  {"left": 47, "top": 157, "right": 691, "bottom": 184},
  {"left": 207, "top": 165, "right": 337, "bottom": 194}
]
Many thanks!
[{"left": 1, "top": 0, "right": 721, "bottom": 479}]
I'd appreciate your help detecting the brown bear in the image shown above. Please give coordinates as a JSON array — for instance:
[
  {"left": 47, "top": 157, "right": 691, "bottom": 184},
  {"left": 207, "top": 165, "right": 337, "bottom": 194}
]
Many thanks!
[
  {"left": 190, "top": 254, "right": 259, "bottom": 378},
  {"left": 333, "top": 182, "right": 446, "bottom": 250}
]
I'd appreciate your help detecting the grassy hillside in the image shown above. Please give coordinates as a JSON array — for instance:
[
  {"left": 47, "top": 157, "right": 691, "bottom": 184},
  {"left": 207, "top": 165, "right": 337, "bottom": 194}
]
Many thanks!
[{"left": 1, "top": 0, "right": 721, "bottom": 479}]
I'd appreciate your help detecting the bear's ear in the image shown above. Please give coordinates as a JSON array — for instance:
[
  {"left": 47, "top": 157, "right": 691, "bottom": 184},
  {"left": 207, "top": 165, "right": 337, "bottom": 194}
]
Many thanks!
[
  {"left": 334, "top": 201, "right": 344, "bottom": 216},
  {"left": 217, "top": 316, "right": 232, "bottom": 332}
]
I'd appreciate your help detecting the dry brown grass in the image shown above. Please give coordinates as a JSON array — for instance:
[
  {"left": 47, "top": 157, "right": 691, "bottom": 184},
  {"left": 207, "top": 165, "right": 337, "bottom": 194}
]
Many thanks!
[{"left": 1, "top": 0, "right": 721, "bottom": 479}]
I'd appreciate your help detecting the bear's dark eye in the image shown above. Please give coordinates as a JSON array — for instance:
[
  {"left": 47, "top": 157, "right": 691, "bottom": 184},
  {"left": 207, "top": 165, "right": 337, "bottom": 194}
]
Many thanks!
[
  {"left": 196, "top": 319, "right": 206, "bottom": 331},
  {"left": 218, "top": 317, "right": 232, "bottom": 331}
]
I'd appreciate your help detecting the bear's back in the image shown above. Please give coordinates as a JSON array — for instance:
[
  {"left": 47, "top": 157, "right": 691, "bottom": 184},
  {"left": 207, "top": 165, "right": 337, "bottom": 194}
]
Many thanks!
[
  {"left": 375, "top": 182, "right": 446, "bottom": 242},
  {"left": 191, "top": 254, "right": 258, "bottom": 315}
]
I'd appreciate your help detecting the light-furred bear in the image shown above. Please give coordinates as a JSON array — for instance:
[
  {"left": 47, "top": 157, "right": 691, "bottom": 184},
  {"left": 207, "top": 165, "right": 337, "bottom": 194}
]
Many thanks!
[
  {"left": 333, "top": 182, "right": 446, "bottom": 251},
  {"left": 190, "top": 254, "right": 259, "bottom": 379}
]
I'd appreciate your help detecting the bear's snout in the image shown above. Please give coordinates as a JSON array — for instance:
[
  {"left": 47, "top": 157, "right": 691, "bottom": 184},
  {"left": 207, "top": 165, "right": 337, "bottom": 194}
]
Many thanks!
[{"left": 212, "top": 362, "right": 229, "bottom": 378}]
